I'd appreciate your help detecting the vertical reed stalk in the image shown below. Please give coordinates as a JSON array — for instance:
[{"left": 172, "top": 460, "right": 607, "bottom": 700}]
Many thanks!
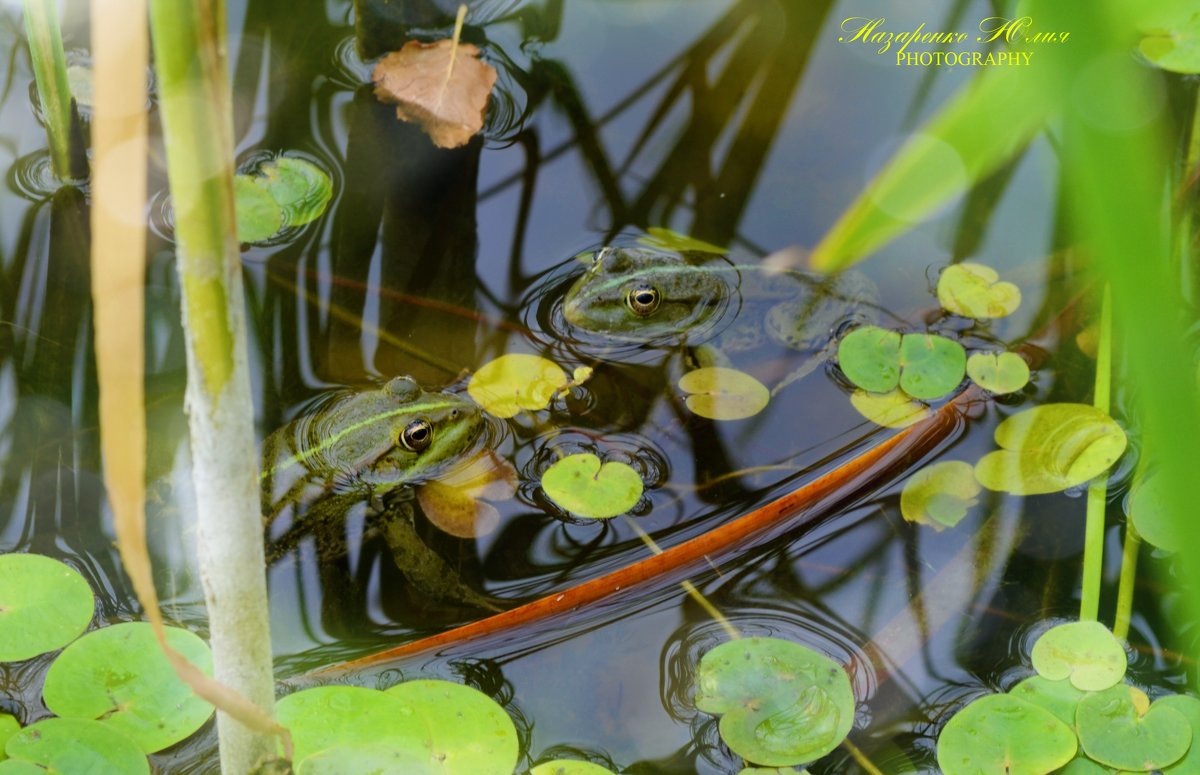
[
  {"left": 147, "top": 0, "right": 277, "bottom": 769},
  {"left": 1079, "top": 286, "right": 1112, "bottom": 622},
  {"left": 23, "top": 0, "right": 77, "bottom": 179}
]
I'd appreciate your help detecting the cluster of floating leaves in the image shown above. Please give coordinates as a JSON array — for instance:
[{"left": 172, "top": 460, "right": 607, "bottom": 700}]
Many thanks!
[
  {"left": 0, "top": 555, "right": 213, "bottom": 771},
  {"left": 938, "top": 621, "right": 1200, "bottom": 774}
]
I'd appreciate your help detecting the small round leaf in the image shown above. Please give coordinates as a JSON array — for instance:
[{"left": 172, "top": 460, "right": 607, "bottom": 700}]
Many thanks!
[
  {"left": 1076, "top": 684, "right": 1191, "bottom": 771},
  {"left": 900, "top": 461, "right": 980, "bottom": 530},
  {"left": 1140, "top": 14, "right": 1200, "bottom": 74},
  {"left": 531, "top": 760, "right": 617, "bottom": 774},
  {"left": 0, "top": 553, "right": 93, "bottom": 662},
  {"left": 838, "top": 326, "right": 902, "bottom": 394},
  {"left": 678, "top": 367, "right": 769, "bottom": 420},
  {"left": 2, "top": 718, "right": 148, "bottom": 774},
  {"left": 1155, "top": 694, "right": 1200, "bottom": 773},
  {"left": 277, "top": 686, "right": 409, "bottom": 766},
  {"left": 936, "top": 694, "right": 1076, "bottom": 775},
  {"left": 849, "top": 389, "right": 930, "bottom": 429},
  {"left": 469, "top": 354, "right": 570, "bottom": 419},
  {"left": 234, "top": 174, "right": 284, "bottom": 244},
  {"left": 898, "top": 333, "right": 965, "bottom": 400},
  {"left": 1127, "top": 475, "right": 1181, "bottom": 552},
  {"left": 1031, "top": 621, "right": 1126, "bottom": 691},
  {"left": 695, "top": 637, "right": 854, "bottom": 767},
  {"left": 384, "top": 680, "right": 519, "bottom": 775},
  {"left": 541, "top": 454, "right": 643, "bottom": 519},
  {"left": 43, "top": 622, "right": 213, "bottom": 753},
  {"left": 299, "top": 744, "right": 437, "bottom": 775},
  {"left": 255, "top": 157, "right": 333, "bottom": 228},
  {"left": 974, "top": 404, "right": 1127, "bottom": 495},
  {"left": 937, "top": 263, "right": 1021, "bottom": 319},
  {"left": 967, "top": 352, "right": 1030, "bottom": 394}
]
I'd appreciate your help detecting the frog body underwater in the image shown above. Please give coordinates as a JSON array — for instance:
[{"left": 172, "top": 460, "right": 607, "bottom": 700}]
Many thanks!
[
  {"left": 262, "top": 376, "right": 500, "bottom": 611},
  {"left": 563, "top": 246, "right": 875, "bottom": 358}
]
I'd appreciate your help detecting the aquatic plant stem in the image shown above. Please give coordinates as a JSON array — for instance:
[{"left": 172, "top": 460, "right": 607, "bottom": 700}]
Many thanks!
[
  {"left": 842, "top": 738, "right": 885, "bottom": 775},
  {"left": 1079, "top": 285, "right": 1112, "bottom": 623},
  {"left": 148, "top": 0, "right": 280, "bottom": 769},
  {"left": 23, "top": 0, "right": 76, "bottom": 179},
  {"left": 1112, "top": 522, "right": 1140, "bottom": 641}
]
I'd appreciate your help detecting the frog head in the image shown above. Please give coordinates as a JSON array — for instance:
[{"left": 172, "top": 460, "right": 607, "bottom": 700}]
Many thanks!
[
  {"left": 370, "top": 376, "right": 484, "bottom": 483},
  {"left": 562, "top": 247, "right": 728, "bottom": 341}
]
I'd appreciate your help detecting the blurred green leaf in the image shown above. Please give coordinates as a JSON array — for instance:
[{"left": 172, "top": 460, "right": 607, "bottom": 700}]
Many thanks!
[
  {"left": 1031, "top": 621, "right": 1126, "bottom": 691},
  {"left": 900, "top": 461, "right": 980, "bottom": 530},
  {"left": 1140, "top": 13, "right": 1200, "bottom": 73}
]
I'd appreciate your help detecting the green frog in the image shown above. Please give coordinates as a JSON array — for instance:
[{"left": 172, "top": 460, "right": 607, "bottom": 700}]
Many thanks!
[
  {"left": 261, "top": 376, "right": 500, "bottom": 611},
  {"left": 562, "top": 246, "right": 876, "bottom": 386}
]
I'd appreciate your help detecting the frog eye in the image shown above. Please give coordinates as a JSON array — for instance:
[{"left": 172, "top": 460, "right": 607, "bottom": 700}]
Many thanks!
[
  {"left": 626, "top": 285, "right": 661, "bottom": 316},
  {"left": 399, "top": 419, "right": 433, "bottom": 452}
]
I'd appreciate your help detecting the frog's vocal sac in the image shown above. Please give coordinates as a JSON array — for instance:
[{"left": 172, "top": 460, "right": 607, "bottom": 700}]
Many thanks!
[{"left": 561, "top": 246, "right": 875, "bottom": 353}]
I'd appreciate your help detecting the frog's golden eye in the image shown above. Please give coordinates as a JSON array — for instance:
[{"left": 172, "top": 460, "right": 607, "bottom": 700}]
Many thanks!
[
  {"left": 626, "top": 285, "right": 661, "bottom": 316},
  {"left": 400, "top": 419, "right": 433, "bottom": 452}
]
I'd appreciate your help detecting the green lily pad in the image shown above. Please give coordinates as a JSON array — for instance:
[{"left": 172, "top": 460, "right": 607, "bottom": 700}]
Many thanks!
[
  {"left": 233, "top": 156, "right": 332, "bottom": 243},
  {"left": 936, "top": 694, "right": 1076, "bottom": 775},
  {"left": 974, "top": 404, "right": 1128, "bottom": 495},
  {"left": 0, "top": 713, "right": 18, "bottom": 757},
  {"left": 1059, "top": 756, "right": 1128, "bottom": 774},
  {"left": 0, "top": 553, "right": 94, "bottom": 662},
  {"left": 838, "top": 327, "right": 965, "bottom": 400},
  {"left": 541, "top": 453, "right": 643, "bottom": 519},
  {"left": 1, "top": 718, "right": 148, "bottom": 774},
  {"left": 678, "top": 367, "right": 769, "bottom": 420},
  {"left": 1140, "top": 13, "right": 1200, "bottom": 74},
  {"left": 848, "top": 389, "right": 930, "bottom": 428},
  {"left": 1077, "top": 684, "right": 1191, "bottom": 771},
  {"left": 1009, "top": 675, "right": 1088, "bottom": 726},
  {"left": 899, "top": 461, "right": 980, "bottom": 530},
  {"left": 299, "top": 745, "right": 437, "bottom": 775},
  {"left": 530, "top": 760, "right": 616, "bottom": 774},
  {"left": 967, "top": 352, "right": 1031, "bottom": 394},
  {"left": 0, "top": 761, "right": 43, "bottom": 774},
  {"left": 695, "top": 637, "right": 854, "bottom": 767},
  {"left": 234, "top": 175, "right": 284, "bottom": 243},
  {"left": 1127, "top": 475, "right": 1181, "bottom": 552},
  {"left": 1156, "top": 695, "right": 1200, "bottom": 773},
  {"left": 279, "top": 681, "right": 518, "bottom": 774},
  {"left": 42, "top": 621, "right": 214, "bottom": 753},
  {"left": 937, "top": 263, "right": 1021, "bottom": 319},
  {"left": 468, "top": 354, "right": 571, "bottom": 419},
  {"left": 637, "top": 226, "right": 726, "bottom": 255},
  {"left": 738, "top": 769, "right": 808, "bottom": 775},
  {"left": 1031, "top": 621, "right": 1126, "bottom": 692}
]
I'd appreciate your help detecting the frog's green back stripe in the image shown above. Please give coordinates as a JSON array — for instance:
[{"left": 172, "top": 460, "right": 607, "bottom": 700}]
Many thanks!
[
  {"left": 261, "top": 398, "right": 467, "bottom": 480},
  {"left": 583, "top": 263, "right": 740, "bottom": 299}
]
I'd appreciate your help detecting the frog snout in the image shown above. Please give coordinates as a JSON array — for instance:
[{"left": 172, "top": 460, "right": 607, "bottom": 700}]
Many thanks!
[{"left": 562, "top": 296, "right": 586, "bottom": 327}]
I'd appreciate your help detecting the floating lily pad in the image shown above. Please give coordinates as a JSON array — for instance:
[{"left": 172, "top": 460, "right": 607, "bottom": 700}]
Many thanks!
[
  {"left": 974, "top": 404, "right": 1128, "bottom": 495},
  {"left": 1059, "top": 756, "right": 1126, "bottom": 774},
  {"left": 0, "top": 553, "right": 93, "bottom": 662},
  {"left": 695, "top": 637, "right": 854, "bottom": 767},
  {"left": 277, "top": 686, "right": 408, "bottom": 765},
  {"left": 234, "top": 156, "right": 332, "bottom": 243},
  {"left": 636, "top": 227, "right": 726, "bottom": 255},
  {"left": 848, "top": 389, "right": 930, "bottom": 428},
  {"left": 738, "top": 769, "right": 808, "bottom": 775},
  {"left": 936, "top": 694, "right": 1076, "bottom": 775},
  {"left": 937, "top": 263, "right": 1021, "bottom": 319},
  {"left": 967, "top": 352, "right": 1030, "bottom": 394},
  {"left": 1031, "top": 621, "right": 1126, "bottom": 692},
  {"left": 0, "top": 713, "right": 18, "bottom": 755},
  {"left": 468, "top": 354, "right": 573, "bottom": 419},
  {"left": 530, "top": 760, "right": 617, "bottom": 774},
  {"left": 1127, "top": 475, "right": 1181, "bottom": 552},
  {"left": 1, "top": 718, "right": 148, "bottom": 774},
  {"left": 541, "top": 453, "right": 642, "bottom": 519},
  {"left": 1140, "top": 13, "right": 1200, "bottom": 74},
  {"left": 838, "top": 327, "right": 965, "bottom": 400},
  {"left": 42, "top": 621, "right": 213, "bottom": 753},
  {"left": 900, "top": 461, "right": 980, "bottom": 530},
  {"left": 384, "top": 680, "right": 518, "bottom": 774},
  {"left": 678, "top": 367, "right": 769, "bottom": 420},
  {"left": 1010, "top": 675, "right": 1088, "bottom": 726},
  {"left": 299, "top": 744, "right": 436, "bottom": 775},
  {"left": 1077, "top": 684, "right": 1191, "bottom": 771},
  {"left": 1155, "top": 694, "right": 1200, "bottom": 773}
]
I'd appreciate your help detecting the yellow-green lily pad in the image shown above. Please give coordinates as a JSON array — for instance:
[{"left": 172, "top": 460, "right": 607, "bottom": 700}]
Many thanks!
[
  {"left": 1010, "top": 675, "right": 1088, "bottom": 726},
  {"left": 1127, "top": 474, "right": 1181, "bottom": 552},
  {"left": 1156, "top": 694, "right": 1200, "bottom": 773},
  {"left": 1, "top": 718, "right": 148, "bottom": 774},
  {"left": 234, "top": 156, "right": 332, "bottom": 244},
  {"left": 937, "top": 263, "right": 1021, "bottom": 319},
  {"left": 42, "top": 622, "right": 213, "bottom": 753},
  {"left": 678, "top": 367, "right": 769, "bottom": 420},
  {"left": 0, "top": 713, "right": 18, "bottom": 755},
  {"left": 695, "top": 637, "right": 854, "bottom": 767},
  {"left": 541, "top": 453, "right": 643, "bottom": 519},
  {"left": 967, "top": 352, "right": 1030, "bottom": 394},
  {"left": 298, "top": 744, "right": 436, "bottom": 775},
  {"left": 0, "top": 553, "right": 94, "bottom": 662},
  {"left": 1059, "top": 755, "right": 1130, "bottom": 774},
  {"left": 531, "top": 760, "right": 617, "bottom": 775},
  {"left": 1031, "top": 621, "right": 1126, "bottom": 691},
  {"left": 1077, "top": 685, "right": 1191, "bottom": 772},
  {"left": 234, "top": 174, "right": 283, "bottom": 244},
  {"left": 848, "top": 389, "right": 930, "bottom": 428},
  {"left": 468, "top": 354, "right": 574, "bottom": 419},
  {"left": 936, "top": 694, "right": 1076, "bottom": 775},
  {"left": 838, "top": 327, "right": 965, "bottom": 400},
  {"left": 384, "top": 680, "right": 519, "bottom": 774},
  {"left": 900, "top": 461, "right": 980, "bottom": 530},
  {"left": 1140, "top": 13, "right": 1200, "bottom": 74},
  {"left": 974, "top": 404, "right": 1127, "bottom": 495},
  {"left": 637, "top": 226, "right": 726, "bottom": 255}
]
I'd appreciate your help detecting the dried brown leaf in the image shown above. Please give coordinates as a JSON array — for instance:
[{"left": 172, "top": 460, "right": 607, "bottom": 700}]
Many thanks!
[
  {"left": 372, "top": 39, "right": 497, "bottom": 149},
  {"left": 415, "top": 450, "right": 516, "bottom": 537}
]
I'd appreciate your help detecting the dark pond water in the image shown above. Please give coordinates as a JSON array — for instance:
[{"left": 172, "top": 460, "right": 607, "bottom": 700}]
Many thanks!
[{"left": 0, "top": 0, "right": 1191, "bottom": 772}]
